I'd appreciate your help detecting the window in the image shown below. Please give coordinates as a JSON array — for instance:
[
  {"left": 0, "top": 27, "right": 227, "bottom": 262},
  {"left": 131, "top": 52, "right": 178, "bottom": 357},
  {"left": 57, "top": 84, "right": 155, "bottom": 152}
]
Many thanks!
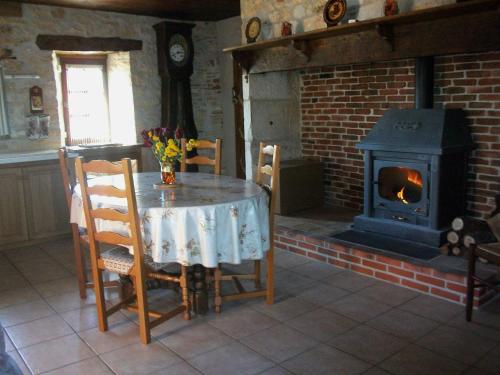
[
  {"left": 0, "top": 65, "right": 9, "bottom": 138},
  {"left": 60, "top": 55, "right": 111, "bottom": 145}
]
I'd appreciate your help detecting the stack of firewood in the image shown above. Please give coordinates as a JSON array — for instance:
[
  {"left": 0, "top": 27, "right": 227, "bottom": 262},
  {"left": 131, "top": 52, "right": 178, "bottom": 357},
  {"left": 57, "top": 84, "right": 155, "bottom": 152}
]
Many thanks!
[{"left": 445, "top": 217, "right": 496, "bottom": 258}]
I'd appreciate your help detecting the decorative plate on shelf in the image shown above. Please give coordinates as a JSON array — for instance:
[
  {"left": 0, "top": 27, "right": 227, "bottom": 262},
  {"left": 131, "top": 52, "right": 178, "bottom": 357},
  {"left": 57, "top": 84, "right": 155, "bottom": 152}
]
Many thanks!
[
  {"left": 245, "top": 17, "right": 261, "bottom": 43},
  {"left": 323, "top": 0, "right": 347, "bottom": 27}
]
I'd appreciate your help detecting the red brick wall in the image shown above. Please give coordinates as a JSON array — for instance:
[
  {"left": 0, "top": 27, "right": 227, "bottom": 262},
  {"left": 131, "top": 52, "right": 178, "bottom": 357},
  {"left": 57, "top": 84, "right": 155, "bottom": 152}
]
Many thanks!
[{"left": 300, "top": 51, "right": 500, "bottom": 218}]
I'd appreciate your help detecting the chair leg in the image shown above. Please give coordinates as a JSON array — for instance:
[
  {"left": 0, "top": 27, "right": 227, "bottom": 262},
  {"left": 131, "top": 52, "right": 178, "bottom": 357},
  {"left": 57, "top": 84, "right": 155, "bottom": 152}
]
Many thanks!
[
  {"left": 266, "top": 249, "right": 274, "bottom": 305},
  {"left": 92, "top": 266, "right": 108, "bottom": 332},
  {"left": 254, "top": 260, "right": 261, "bottom": 289},
  {"left": 133, "top": 273, "right": 151, "bottom": 345},
  {"left": 466, "top": 245, "right": 477, "bottom": 322},
  {"left": 181, "top": 266, "right": 191, "bottom": 320},
  {"left": 72, "top": 226, "right": 87, "bottom": 299},
  {"left": 214, "top": 266, "right": 222, "bottom": 313}
]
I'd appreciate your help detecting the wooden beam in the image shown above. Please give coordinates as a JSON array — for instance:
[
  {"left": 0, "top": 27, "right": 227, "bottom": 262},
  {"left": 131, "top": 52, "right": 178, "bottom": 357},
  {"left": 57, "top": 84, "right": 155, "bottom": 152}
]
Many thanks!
[
  {"left": 0, "top": 1, "right": 22, "bottom": 17},
  {"left": 225, "top": 0, "right": 500, "bottom": 74},
  {"left": 36, "top": 35, "right": 142, "bottom": 51}
]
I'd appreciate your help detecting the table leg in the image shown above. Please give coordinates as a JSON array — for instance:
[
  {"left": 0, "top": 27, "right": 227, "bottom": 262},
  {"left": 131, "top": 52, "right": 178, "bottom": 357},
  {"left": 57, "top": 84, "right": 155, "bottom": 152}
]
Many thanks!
[{"left": 191, "top": 264, "right": 209, "bottom": 315}]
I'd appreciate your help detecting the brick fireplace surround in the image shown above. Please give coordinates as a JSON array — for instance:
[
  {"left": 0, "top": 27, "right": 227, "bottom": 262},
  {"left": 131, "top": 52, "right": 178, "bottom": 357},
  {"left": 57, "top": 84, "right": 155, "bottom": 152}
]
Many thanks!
[{"left": 277, "top": 51, "right": 500, "bottom": 307}]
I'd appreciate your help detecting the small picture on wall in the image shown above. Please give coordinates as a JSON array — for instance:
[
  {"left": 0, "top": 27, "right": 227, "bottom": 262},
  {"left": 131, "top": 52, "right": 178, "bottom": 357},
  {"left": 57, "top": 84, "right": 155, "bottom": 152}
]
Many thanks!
[{"left": 29, "top": 86, "right": 44, "bottom": 113}]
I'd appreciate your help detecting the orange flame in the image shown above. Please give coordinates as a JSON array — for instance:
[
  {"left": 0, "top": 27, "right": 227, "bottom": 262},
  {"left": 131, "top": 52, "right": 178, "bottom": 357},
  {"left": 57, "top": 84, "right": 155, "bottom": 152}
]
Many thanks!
[
  {"left": 407, "top": 170, "right": 423, "bottom": 187},
  {"left": 397, "top": 187, "right": 409, "bottom": 204}
]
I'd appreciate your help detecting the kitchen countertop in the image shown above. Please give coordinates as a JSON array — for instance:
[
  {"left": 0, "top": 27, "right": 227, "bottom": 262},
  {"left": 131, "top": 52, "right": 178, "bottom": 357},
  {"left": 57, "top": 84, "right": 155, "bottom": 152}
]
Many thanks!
[{"left": 0, "top": 150, "right": 78, "bottom": 165}]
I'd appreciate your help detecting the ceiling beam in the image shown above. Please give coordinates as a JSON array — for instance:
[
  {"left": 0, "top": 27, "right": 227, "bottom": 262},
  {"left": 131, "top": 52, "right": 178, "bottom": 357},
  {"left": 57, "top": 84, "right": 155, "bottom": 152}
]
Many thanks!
[{"left": 36, "top": 35, "right": 143, "bottom": 51}]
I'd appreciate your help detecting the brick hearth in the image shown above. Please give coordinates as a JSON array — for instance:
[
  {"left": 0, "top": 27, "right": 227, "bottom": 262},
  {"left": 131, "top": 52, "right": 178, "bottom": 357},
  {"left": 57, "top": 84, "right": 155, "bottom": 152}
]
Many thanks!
[{"left": 275, "top": 225, "right": 497, "bottom": 307}]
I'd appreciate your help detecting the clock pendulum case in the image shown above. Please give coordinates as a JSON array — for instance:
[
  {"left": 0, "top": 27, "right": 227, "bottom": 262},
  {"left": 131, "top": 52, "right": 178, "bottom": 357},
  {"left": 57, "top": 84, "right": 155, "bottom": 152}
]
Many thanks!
[{"left": 154, "top": 21, "right": 198, "bottom": 143}]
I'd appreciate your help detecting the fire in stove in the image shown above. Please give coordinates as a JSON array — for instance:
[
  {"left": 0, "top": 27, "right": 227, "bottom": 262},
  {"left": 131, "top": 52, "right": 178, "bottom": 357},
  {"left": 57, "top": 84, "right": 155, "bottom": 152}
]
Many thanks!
[
  {"left": 378, "top": 166, "right": 423, "bottom": 205},
  {"left": 396, "top": 169, "right": 423, "bottom": 204}
]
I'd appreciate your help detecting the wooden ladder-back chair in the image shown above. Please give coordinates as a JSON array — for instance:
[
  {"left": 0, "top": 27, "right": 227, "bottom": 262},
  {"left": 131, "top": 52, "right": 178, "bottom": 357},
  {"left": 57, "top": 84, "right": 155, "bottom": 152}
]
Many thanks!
[
  {"left": 58, "top": 148, "right": 121, "bottom": 299},
  {"left": 213, "top": 143, "right": 280, "bottom": 312},
  {"left": 75, "top": 157, "right": 190, "bottom": 344},
  {"left": 180, "top": 138, "right": 222, "bottom": 175}
]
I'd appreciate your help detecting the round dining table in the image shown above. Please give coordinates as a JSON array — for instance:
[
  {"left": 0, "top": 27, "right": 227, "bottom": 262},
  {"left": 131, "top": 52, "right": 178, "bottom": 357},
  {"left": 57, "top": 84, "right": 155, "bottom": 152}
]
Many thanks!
[{"left": 70, "top": 172, "right": 271, "bottom": 268}]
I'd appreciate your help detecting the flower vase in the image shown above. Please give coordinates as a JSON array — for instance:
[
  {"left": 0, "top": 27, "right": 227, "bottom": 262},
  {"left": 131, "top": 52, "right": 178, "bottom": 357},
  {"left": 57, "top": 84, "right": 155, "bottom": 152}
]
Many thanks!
[{"left": 160, "top": 161, "right": 176, "bottom": 185}]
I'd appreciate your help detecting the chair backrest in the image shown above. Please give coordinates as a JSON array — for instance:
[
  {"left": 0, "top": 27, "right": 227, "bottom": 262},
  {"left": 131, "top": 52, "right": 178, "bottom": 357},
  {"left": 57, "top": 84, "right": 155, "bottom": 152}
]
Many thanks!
[
  {"left": 256, "top": 142, "right": 281, "bottom": 222},
  {"left": 58, "top": 148, "right": 76, "bottom": 213},
  {"left": 181, "top": 138, "right": 222, "bottom": 175},
  {"left": 74, "top": 157, "right": 145, "bottom": 270}
]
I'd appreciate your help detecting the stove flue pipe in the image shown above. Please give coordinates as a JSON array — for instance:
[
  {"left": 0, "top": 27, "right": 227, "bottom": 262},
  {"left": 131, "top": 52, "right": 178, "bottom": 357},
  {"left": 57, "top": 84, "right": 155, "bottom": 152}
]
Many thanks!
[{"left": 415, "top": 56, "right": 434, "bottom": 109}]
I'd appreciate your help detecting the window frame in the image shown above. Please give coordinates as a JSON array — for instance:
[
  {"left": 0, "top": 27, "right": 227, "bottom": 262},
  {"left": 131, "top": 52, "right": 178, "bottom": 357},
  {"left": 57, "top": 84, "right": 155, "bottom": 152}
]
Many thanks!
[{"left": 59, "top": 54, "right": 110, "bottom": 146}]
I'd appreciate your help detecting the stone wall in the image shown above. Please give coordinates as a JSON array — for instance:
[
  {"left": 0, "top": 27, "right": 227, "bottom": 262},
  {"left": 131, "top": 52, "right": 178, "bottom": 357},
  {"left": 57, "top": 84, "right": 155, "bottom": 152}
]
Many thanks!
[
  {"left": 240, "top": 0, "right": 454, "bottom": 41},
  {"left": 0, "top": 3, "right": 223, "bottom": 153}
]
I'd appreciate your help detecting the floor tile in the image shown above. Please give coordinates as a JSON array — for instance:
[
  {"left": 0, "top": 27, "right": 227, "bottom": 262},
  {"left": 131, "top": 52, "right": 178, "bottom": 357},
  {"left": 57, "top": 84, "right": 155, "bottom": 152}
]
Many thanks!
[
  {"left": 379, "top": 344, "right": 466, "bottom": 375},
  {"left": 325, "top": 271, "right": 380, "bottom": 292},
  {"left": 285, "top": 308, "right": 358, "bottom": 342},
  {"left": 150, "top": 313, "right": 200, "bottom": 338},
  {"left": 366, "top": 309, "right": 439, "bottom": 340},
  {"left": 46, "top": 290, "right": 96, "bottom": 313},
  {"left": 273, "top": 270, "right": 316, "bottom": 295},
  {"left": 4, "top": 330, "right": 15, "bottom": 352},
  {"left": 19, "top": 334, "right": 94, "bottom": 374},
  {"left": 295, "top": 284, "right": 350, "bottom": 305},
  {"left": 3, "top": 246, "right": 48, "bottom": 264},
  {"left": 361, "top": 367, "right": 392, "bottom": 375},
  {"left": 397, "top": 294, "right": 463, "bottom": 323},
  {"left": 357, "top": 282, "right": 419, "bottom": 307},
  {"left": 6, "top": 350, "right": 31, "bottom": 375},
  {"left": 150, "top": 361, "right": 202, "bottom": 374},
  {"left": 329, "top": 325, "right": 408, "bottom": 364},
  {"left": 60, "top": 304, "right": 129, "bottom": 332},
  {"left": 281, "top": 344, "right": 371, "bottom": 375},
  {"left": 188, "top": 342, "right": 274, "bottom": 375},
  {"left": 274, "top": 252, "right": 310, "bottom": 269},
  {"left": 241, "top": 324, "right": 318, "bottom": 363},
  {"left": 326, "top": 294, "right": 392, "bottom": 322},
  {"left": 257, "top": 366, "right": 292, "bottom": 374},
  {"left": 100, "top": 342, "right": 182, "bottom": 375},
  {"left": 207, "top": 306, "right": 279, "bottom": 339},
  {"left": 251, "top": 296, "right": 318, "bottom": 322},
  {"left": 0, "top": 272, "right": 30, "bottom": 293},
  {"left": 475, "top": 345, "right": 500, "bottom": 374},
  {"left": 416, "top": 325, "right": 496, "bottom": 365},
  {"left": 0, "top": 300, "right": 54, "bottom": 327},
  {"left": 6, "top": 315, "right": 73, "bottom": 349},
  {"left": 161, "top": 322, "right": 234, "bottom": 359},
  {"left": 34, "top": 276, "right": 80, "bottom": 298},
  {"left": 0, "top": 260, "right": 20, "bottom": 276},
  {"left": 0, "top": 286, "right": 41, "bottom": 309},
  {"left": 290, "top": 260, "right": 344, "bottom": 280},
  {"left": 78, "top": 320, "right": 142, "bottom": 354},
  {"left": 43, "top": 357, "right": 113, "bottom": 375},
  {"left": 447, "top": 315, "right": 500, "bottom": 343}
]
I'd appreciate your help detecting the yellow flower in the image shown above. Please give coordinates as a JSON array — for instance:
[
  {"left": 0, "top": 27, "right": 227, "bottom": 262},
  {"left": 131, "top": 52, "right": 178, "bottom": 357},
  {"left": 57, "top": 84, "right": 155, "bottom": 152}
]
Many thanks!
[
  {"left": 152, "top": 135, "right": 159, "bottom": 142},
  {"left": 148, "top": 131, "right": 152, "bottom": 137},
  {"left": 186, "top": 139, "right": 198, "bottom": 151}
]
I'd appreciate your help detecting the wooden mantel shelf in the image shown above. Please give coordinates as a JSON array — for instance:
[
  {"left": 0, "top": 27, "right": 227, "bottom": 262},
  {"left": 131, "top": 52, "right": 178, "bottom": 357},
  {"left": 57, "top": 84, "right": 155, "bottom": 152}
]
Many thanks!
[{"left": 224, "top": 0, "right": 500, "bottom": 74}]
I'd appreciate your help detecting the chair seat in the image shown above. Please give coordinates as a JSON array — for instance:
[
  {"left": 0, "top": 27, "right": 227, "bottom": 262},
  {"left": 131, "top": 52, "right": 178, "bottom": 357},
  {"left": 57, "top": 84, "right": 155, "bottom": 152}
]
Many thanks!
[
  {"left": 476, "top": 242, "right": 500, "bottom": 264},
  {"left": 101, "top": 247, "right": 171, "bottom": 274}
]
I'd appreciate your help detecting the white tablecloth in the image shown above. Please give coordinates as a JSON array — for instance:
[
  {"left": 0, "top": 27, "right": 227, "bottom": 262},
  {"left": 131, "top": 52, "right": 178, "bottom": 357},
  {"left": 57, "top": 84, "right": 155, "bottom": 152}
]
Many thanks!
[{"left": 70, "top": 172, "right": 270, "bottom": 268}]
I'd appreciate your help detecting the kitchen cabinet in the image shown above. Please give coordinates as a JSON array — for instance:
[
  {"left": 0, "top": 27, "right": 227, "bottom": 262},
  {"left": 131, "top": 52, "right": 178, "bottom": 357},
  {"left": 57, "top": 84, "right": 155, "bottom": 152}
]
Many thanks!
[{"left": 0, "top": 167, "right": 29, "bottom": 244}]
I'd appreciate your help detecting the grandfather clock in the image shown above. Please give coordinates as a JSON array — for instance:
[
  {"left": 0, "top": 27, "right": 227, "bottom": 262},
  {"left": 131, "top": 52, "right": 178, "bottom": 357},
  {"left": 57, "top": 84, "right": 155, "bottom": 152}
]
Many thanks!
[{"left": 153, "top": 21, "right": 198, "bottom": 140}]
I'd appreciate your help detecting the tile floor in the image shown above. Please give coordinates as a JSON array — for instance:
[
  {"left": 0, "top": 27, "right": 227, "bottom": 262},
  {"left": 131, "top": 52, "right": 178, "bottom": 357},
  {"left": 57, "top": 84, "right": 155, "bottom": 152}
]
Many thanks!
[{"left": 0, "top": 238, "right": 499, "bottom": 375}]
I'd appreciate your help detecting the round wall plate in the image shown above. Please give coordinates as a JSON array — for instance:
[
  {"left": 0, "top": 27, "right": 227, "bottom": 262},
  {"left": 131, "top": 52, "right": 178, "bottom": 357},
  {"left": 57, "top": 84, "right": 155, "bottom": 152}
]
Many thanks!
[
  {"left": 245, "top": 17, "right": 262, "bottom": 43},
  {"left": 323, "top": 0, "right": 347, "bottom": 27}
]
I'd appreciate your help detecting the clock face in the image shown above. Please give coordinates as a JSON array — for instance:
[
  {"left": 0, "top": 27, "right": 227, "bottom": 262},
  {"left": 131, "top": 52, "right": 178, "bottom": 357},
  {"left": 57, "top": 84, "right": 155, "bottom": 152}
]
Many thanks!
[{"left": 168, "top": 34, "right": 190, "bottom": 66}]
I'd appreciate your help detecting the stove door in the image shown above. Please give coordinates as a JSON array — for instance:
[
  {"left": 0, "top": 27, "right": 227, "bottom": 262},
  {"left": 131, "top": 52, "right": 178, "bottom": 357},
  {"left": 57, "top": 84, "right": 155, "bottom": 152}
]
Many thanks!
[{"left": 373, "top": 160, "right": 428, "bottom": 217}]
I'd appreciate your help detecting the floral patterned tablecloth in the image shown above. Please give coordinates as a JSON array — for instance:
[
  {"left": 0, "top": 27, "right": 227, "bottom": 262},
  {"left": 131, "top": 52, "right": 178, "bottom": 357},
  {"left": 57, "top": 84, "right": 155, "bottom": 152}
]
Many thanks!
[{"left": 70, "top": 172, "right": 270, "bottom": 268}]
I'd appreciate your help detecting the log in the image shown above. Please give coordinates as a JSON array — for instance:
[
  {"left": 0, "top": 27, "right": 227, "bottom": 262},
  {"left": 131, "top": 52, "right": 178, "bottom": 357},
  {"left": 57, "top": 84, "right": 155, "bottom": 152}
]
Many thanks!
[
  {"left": 451, "top": 217, "right": 491, "bottom": 232},
  {"left": 463, "top": 231, "right": 497, "bottom": 249},
  {"left": 446, "top": 231, "right": 461, "bottom": 245},
  {"left": 451, "top": 246, "right": 464, "bottom": 257}
]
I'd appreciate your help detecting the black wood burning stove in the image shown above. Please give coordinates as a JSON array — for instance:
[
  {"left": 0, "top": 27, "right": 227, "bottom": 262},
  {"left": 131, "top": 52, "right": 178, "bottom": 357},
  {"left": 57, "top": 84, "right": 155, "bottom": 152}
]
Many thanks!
[{"left": 353, "top": 57, "right": 473, "bottom": 247}]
